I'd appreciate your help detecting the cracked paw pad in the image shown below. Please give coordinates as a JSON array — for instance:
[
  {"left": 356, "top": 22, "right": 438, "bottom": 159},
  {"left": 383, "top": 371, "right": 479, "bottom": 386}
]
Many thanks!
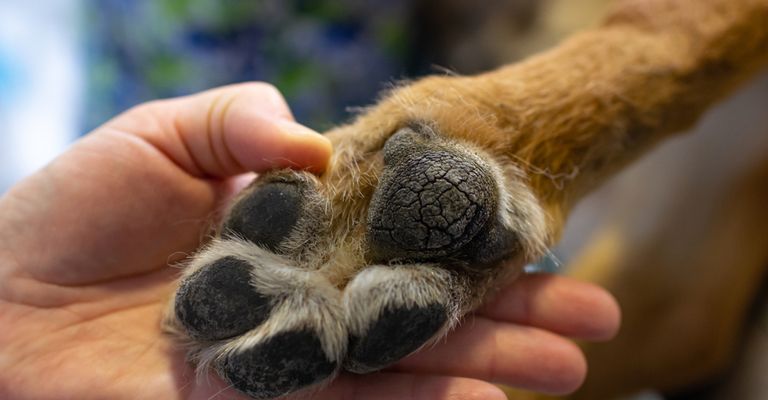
[{"left": 367, "top": 125, "right": 507, "bottom": 264}]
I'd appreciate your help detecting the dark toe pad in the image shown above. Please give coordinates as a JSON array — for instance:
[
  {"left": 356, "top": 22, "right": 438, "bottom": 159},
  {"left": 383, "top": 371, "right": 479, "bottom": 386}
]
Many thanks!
[
  {"left": 219, "top": 330, "right": 337, "bottom": 400},
  {"left": 223, "top": 181, "right": 302, "bottom": 252},
  {"left": 345, "top": 303, "right": 447, "bottom": 374},
  {"left": 175, "top": 256, "right": 271, "bottom": 341}
]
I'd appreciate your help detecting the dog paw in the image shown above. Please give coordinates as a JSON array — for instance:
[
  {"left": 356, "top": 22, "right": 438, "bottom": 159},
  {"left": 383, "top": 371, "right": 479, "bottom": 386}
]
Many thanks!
[{"left": 168, "top": 120, "right": 549, "bottom": 399}]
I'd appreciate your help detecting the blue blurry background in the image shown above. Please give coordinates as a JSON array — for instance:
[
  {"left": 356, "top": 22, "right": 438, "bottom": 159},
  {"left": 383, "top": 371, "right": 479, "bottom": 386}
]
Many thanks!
[
  {"left": 0, "top": 2, "right": 83, "bottom": 192},
  {"left": 0, "top": 0, "right": 420, "bottom": 193}
]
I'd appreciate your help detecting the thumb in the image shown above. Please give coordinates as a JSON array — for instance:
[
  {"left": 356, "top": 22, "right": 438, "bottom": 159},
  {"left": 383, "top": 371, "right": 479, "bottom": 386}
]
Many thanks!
[{"left": 123, "top": 82, "right": 333, "bottom": 178}]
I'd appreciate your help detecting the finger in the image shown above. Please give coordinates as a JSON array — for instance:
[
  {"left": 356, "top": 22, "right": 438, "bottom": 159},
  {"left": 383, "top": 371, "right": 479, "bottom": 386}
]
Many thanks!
[
  {"left": 306, "top": 372, "right": 507, "bottom": 400},
  {"left": 123, "top": 82, "right": 333, "bottom": 178},
  {"left": 478, "top": 273, "right": 621, "bottom": 341},
  {"left": 394, "top": 317, "right": 587, "bottom": 395}
]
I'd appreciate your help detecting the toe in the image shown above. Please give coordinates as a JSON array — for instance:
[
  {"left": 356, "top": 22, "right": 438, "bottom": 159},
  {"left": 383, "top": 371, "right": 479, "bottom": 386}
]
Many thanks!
[
  {"left": 219, "top": 330, "right": 338, "bottom": 399},
  {"left": 175, "top": 256, "right": 271, "bottom": 340},
  {"left": 345, "top": 303, "right": 447, "bottom": 374}
]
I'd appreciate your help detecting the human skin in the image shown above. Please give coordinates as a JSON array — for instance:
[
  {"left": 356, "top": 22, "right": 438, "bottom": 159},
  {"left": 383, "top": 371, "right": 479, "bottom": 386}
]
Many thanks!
[{"left": 0, "top": 83, "right": 619, "bottom": 400}]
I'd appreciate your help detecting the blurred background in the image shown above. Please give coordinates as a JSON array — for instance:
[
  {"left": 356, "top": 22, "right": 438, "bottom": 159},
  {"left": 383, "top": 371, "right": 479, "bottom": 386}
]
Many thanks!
[
  {"left": 0, "top": 0, "right": 415, "bottom": 192},
  {"left": 0, "top": 2, "right": 82, "bottom": 191},
  {"left": 2, "top": 1, "right": 767, "bottom": 399},
  {"left": 0, "top": 0, "right": 571, "bottom": 193}
]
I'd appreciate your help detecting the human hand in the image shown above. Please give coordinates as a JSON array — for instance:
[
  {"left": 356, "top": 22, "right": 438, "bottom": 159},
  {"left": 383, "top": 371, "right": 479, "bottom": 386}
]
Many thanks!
[{"left": 0, "top": 83, "right": 619, "bottom": 400}]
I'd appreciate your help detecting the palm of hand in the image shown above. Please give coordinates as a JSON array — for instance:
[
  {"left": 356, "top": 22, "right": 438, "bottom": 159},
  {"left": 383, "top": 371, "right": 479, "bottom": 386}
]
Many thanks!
[{"left": 0, "top": 120, "right": 231, "bottom": 399}]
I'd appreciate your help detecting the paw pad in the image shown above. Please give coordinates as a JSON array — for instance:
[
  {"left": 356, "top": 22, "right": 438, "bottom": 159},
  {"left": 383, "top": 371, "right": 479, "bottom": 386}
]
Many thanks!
[
  {"left": 223, "top": 181, "right": 303, "bottom": 252},
  {"left": 219, "top": 330, "right": 338, "bottom": 400},
  {"left": 345, "top": 303, "right": 448, "bottom": 374},
  {"left": 367, "top": 125, "right": 501, "bottom": 263},
  {"left": 175, "top": 256, "right": 271, "bottom": 341}
]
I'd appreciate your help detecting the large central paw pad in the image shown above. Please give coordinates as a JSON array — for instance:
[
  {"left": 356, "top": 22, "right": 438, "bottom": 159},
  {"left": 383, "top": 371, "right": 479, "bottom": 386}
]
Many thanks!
[
  {"left": 168, "top": 122, "right": 537, "bottom": 400},
  {"left": 368, "top": 124, "right": 515, "bottom": 265}
]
